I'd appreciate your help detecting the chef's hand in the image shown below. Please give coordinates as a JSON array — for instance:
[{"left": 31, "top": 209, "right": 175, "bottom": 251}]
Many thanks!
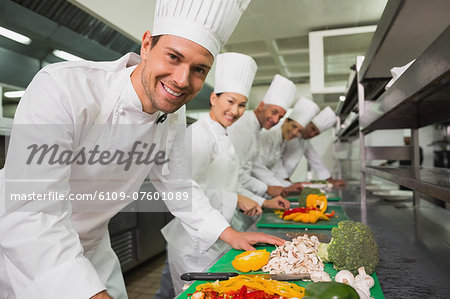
[
  {"left": 90, "top": 290, "right": 112, "bottom": 299},
  {"left": 219, "top": 227, "right": 286, "bottom": 251},
  {"left": 237, "top": 194, "right": 263, "bottom": 216},
  {"left": 329, "top": 178, "right": 346, "bottom": 188},
  {"left": 285, "top": 182, "right": 304, "bottom": 192},
  {"left": 266, "top": 185, "right": 288, "bottom": 197},
  {"left": 263, "top": 196, "right": 290, "bottom": 210}
]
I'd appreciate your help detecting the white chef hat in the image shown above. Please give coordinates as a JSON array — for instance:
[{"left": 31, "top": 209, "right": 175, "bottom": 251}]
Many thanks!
[
  {"left": 312, "top": 106, "right": 337, "bottom": 132},
  {"left": 289, "top": 97, "right": 320, "bottom": 127},
  {"left": 262, "top": 74, "right": 297, "bottom": 110},
  {"left": 152, "top": 0, "right": 251, "bottom": 57},
  {"left": 214, "top": 52, "right": 257, "bottom": 98}
]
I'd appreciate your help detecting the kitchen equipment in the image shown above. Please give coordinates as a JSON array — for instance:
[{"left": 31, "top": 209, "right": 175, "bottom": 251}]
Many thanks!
[
  {"left": 434, "top": 149, "right": 450, "bottom": 168},
  {"left": 366, "top": 185, "right": 397, "bottom": 192},
  {"left": 373, "top": 190, "right": 413, "bottom": 201},
  {"left": 181, "top": 272, "right": 310, "bottom": 281},
  {"left": 430, "top": 124, "right": 450, "bottom": 168}
]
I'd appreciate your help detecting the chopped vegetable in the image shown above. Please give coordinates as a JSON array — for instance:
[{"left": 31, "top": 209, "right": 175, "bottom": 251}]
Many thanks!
[
  {"left": 282, "top": 207, "right": 317, "bottom": 218},
  {"left": 232, "top": 250, "right": 270, "bottom": 272},
  {"left": 293, "top": 212, "right": 319, "bottom": 224},
  {"left": 262, "top": 235, "right": 324, "bottom": 274},
  {"left": 305, "top": 194, "right": 327, "bottom": 212},
  {"left": 281, "top": 208, "right": 331, "bottom": 224},
  {"left": 298, "top": 187, "right": 324, "bottom": 207},
  {"left": 194, "top": 275, "right": 305, "bottom": 298},
  {"left": 334, "top": 270, "right": 354, "bottom": 286},
  {"left": 317, "top": 220, "right": 379, "bottom": 275},
  {"left": 324, "top": 210, "right": 335, "bottom": 218}
]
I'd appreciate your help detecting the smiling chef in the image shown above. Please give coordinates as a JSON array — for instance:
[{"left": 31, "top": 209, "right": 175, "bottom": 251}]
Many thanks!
[
  {"left": 252, "top": 97, "right": 321, "bottom": 187},
  {"left": 0, "top": 0, "right": 286, "bottom": 298}
]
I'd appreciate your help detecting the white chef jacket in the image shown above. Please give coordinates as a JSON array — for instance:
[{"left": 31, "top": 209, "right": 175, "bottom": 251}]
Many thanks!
[
  {"left": 281, "top": 137, "right": 331, "bottom": 180},
  {"left": 228, "top": 112, "right": 268, "bottom": 200},
  {"left": 164, "top": 115, "right": 264, "bottom": 292},
  {"left": 252, "top": 124, "right": 291, "bottom": 187},
  {"left": 0, "top": 53, "right": 231, "bottom": 299}
]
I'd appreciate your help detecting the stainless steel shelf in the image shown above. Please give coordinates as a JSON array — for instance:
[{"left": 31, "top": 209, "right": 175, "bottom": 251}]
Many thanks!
[
  {"left": 336, "top": 118, "right": 359, "bottom": 140},
  {"left": 359, "top": 0, "right": 450, "bottom": 80},
  {"left": 360, "top": 25, "right": 450, "bottom": 133},
  {"left": 336, "top": 70, "right": 357, "bottom": 118},
  {"left": 364, "top": 166, "right": 450, "bottom": 202}
]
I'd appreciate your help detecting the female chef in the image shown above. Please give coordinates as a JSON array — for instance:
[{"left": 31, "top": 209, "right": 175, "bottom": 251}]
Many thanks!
[{"left": 162, "top": 52, "right": 265, "bottom": 293}]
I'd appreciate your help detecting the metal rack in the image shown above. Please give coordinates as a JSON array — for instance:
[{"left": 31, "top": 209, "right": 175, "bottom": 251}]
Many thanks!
[
  {"left": 357, "top": 1, "right": 450, "bottom": 205},
  {"left": 336, "top": 0, "right": 450, "bottom": 207}
]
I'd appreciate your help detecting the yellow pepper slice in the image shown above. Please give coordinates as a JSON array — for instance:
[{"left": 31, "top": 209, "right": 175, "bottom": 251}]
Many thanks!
[
  {"left": 231, "top": 249, "right": 270, "bottom": 272},
  {"left": 306, "top": 194, "right": 328, "bottom": 212}
]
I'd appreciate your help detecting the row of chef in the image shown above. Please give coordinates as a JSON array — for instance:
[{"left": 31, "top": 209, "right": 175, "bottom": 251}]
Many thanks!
[
  {"left": 161, "top": 53, "right": 346, "bottom": 297},
  {"left": 0, "top": 0, "right": 343, "bottom": 298}
]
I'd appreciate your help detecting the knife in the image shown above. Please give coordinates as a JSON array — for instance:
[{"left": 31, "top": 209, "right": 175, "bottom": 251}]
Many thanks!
[{"left": 180, "top": 272, "right": 310, "bottom": 281}]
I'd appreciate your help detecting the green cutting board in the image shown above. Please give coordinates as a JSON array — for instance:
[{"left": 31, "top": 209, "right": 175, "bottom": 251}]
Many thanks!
[
  {"left": 287, "top": 196, "right": 341, "bottom": 202},
  {"left": 177, "top": 246, "right": 384, "bottom": 298},
  {"left": 256, "top": 206, "right": 349, "bottom": 229}
]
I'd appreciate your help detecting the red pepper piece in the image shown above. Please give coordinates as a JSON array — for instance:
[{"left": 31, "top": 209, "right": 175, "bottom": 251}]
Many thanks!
[
  {"left": 282, "top": 206, "right": 317, "bottom": 217},
  {"left": 234, "top": 285, "right": 247, "bottom": 299},
  {"left": 244, "top": 290, "right": 266, "bottom": 299},
  {"left": 325, "top": 210, "right": 335, "bottom": 218}
]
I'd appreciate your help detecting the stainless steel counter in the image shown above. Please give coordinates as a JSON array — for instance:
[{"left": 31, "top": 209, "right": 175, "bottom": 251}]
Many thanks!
[{"left": 252, "top": 188, "right": 450, "bottom": 298}]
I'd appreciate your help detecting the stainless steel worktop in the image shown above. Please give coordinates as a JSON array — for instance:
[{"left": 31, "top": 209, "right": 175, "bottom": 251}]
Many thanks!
[{"left": 254, "top": 188, "right": 450, "bottom": 298}]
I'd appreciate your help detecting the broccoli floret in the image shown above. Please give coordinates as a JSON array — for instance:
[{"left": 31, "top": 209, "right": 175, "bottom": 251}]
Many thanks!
[
  {"left": 298, "top": 187, "right": 323, "bottom": 206},
  {"left": 317, "top": 220, "right": 379, "bottom": 275}
]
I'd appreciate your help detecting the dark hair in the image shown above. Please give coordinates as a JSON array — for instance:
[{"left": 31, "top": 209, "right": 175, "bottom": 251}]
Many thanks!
[
  {"left": 151, "top": 35, "right": 161, "bottom": 49},
  {"left": 209, "top": 92, "right": 222, "bottom": 107}
]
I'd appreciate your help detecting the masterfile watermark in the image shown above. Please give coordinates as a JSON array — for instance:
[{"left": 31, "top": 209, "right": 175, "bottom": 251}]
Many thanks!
[
  {"left": 26, "top": 141, "right": 169, "bottom": 171},
  {"left": 2, "top": 123, "right": 195, "bottom": 213}
]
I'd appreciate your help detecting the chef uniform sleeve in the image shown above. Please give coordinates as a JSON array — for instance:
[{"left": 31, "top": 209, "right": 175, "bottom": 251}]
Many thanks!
[
  {"left": 304, "top": 141, "right": 331, "bottom": 180},
  {"left": 0, "top": 71, "right": 105, "bottom": 299},
  {"left": 251, "top": 130, "right": 290, "bottom": 187},
  {"left": 149, "top": 116, "right": 231, "bottom": 252},
  {"left": 228, "top": 127, "right": 268, "bottom": 197},
  {"left": 188, "top": 125, "right": 238, "bottom": 225},
  {"left": 281, "top": 138, "right": 304, "bottom": 179},
  {"left": 252, "top": 160, "right": 291, "bottom": 187}
]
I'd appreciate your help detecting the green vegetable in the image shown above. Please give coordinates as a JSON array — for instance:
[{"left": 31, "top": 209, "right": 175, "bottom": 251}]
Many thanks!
[
  {"left": 318, "top": 220, "right": 379, "bottom": 275},
  {"left": 311, "top": 180, "right": 328, "bottom": 184},
  {"left": 304, "top": 281, "right": 359, "bottom": 299},
  {"left": 298, "top": 187, "right": 323, "bottom": 206}
]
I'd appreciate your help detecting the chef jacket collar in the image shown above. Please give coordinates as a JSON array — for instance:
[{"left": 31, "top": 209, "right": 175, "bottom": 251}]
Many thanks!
[
  {"left": 207, "top": 114, "right": 228, "bottom": 136},
  {"left": 249, "top": 111, "right": 261, "bottom": 132},
  {"left": 122, "top": 67, "right": 161, "bottom": 124}
]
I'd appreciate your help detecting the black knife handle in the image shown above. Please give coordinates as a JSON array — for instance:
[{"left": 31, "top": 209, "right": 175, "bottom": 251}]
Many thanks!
[{"left": 180, "top": 272, "right": 239, "bottom": 281}]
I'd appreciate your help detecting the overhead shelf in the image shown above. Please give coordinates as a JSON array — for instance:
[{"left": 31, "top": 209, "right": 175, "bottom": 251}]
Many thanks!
[
  {"left": 336, "top": 112, "right": 359, "bottom": 141},
  {"left": 358, "top": 0, "right": 450, "bottom": 102},
  {"left": 359, "top": 0, "right": 450, "bottom": 81},
  {"left": 360, "top": 25, "right": 450, "bottom": 133},
  {"left": 365, "top": 166, "right": 450, "bottom": 202},
  {"left": 336, "top": 69, "right": 357, "bottom": 118}
]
